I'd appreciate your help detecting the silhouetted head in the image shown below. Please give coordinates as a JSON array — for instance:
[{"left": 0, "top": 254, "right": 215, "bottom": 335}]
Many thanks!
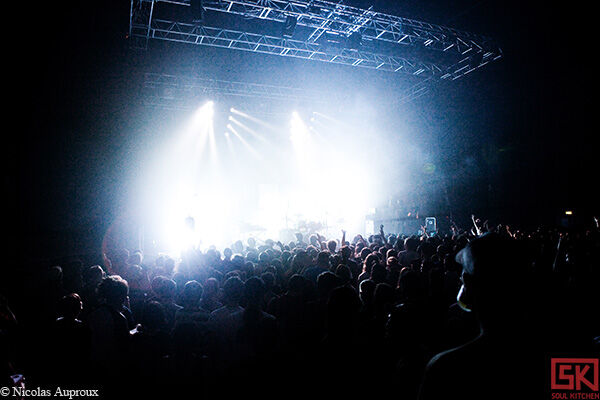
[
  {"left": 327, "top": 240, "right": 337, "bottom": 253},
  {"left": 258, "top": 251, "right": 270, "bottom": 265},
  {"left": 397, "top": 268, "right": 420, "bottom": 301},
  {"left": 317, "top": 271, "right": 341, "bottom": 299},
  {"left": 261, "top": 272, "right": 275, "bottom": 290},
  {"left": 359, "top": 247, "right": 372, "bottom": 260},
  {"left": 317, "top": 251, "right": 331, "bottom": 268},
  {"left": 386, "top": 248, "right": 398, "bottom": 260},
  {"left": 232, "top": 240, "right": 244, "bottom": 254},
  {"left": 373, "top": 283, "right": 395, "bottom": 313},
  {"left": 244, "top": 276, "right": 266, "bottom": 308},
  {"left": 152, "top": 276, "right": 177, "bottom": 302},
  {"left": 222, "top": 276, "right": 244, "bottom": 306},
  {"left": 455, "top": 232, "right": 531, "bottom": 332},
  {"left": 83, "top": 265, "right": 104, "bottom": 286},
  {"left": 340, "top": 245, "right": 351, "bottom": 259},
  {"left": 58, "top": 293, "right": 82, "bottom": 320},
  {"left": 370, "top": 263, "right": 387, "bottom": 284},
  {"left": 335, "top": 264, "right": 352, "bottom": 285},
  {"left": 182, "top": 280, "right": 203, "bottom": 308},
  {"left": 363, "top": 253, "right": 379, "bottom": 273},
  {"left": 387, "top": 256, "right": 399, "bottom": 270},
  {"left": 142, "top": 301, "right": 167, "bottom": 332},
  {"left": 98, "top": 275, "right": 128, "bottom": 308},
  {"left": 203, "top": 277, "right": 219, "bottom": 297},
  {"left": 359, "top": 279, "right": 376, "bottom": 305},
  {"left": 231, "top": 254, "right": 245, "bottom": 270},
  {"left": 404, "top": 237, "right": 419, "bottom": 252}
]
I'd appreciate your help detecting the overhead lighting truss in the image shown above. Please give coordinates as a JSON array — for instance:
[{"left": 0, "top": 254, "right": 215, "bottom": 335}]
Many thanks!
[{"left": 129, "top": 0, "right": 502, "bottom": 103}]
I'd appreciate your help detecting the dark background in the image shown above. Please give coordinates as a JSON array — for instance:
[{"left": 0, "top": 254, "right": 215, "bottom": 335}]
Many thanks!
[{"left": 5, "top": 1, "right": 596, "bottom": 259}]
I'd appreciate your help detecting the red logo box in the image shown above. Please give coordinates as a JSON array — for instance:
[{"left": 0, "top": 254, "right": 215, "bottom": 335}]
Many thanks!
[{"left": 551, "top": 358, "right": 599, "bottom": 391}]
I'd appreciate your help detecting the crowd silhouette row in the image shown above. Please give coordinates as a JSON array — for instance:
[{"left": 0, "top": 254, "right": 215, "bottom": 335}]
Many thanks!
[{"left": 1, "top": 219, "right": 599, "bottom": 399}]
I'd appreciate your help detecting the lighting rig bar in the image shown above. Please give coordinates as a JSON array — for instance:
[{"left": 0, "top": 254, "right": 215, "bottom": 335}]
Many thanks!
[
  {"left": 129, "top": 0, "right": 502, "bottom": 104},
  {"left": 150, "top": 20, "right": 443, "bottom": 76},
  {"left": 148, "top": 0, "right": 497, "bottom": 55},
  {"left": 143, "top": 72, "right": 339, "bottom": 112}
]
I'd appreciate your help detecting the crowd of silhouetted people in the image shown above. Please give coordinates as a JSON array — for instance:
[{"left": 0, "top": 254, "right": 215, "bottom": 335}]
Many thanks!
[{"left": 1, "top": 219, "right": 599, "bottom": 399}]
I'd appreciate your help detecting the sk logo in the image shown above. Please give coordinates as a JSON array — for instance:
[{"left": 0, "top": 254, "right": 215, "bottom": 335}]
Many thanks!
[{"left": 551, "top": 358, "right": 599, "bottom": 392}]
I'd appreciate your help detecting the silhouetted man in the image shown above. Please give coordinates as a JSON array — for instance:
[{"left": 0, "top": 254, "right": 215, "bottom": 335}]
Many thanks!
[{"left": 419, "top": 233, "right": 543, "bottom": 400}]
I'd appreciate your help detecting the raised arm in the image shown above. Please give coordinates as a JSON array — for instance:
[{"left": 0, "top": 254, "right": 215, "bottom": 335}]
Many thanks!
[
  {"left": 552, "top": 234, "right": 563, "bottom": 271},
  {"left": 316, "top": 233, "right": 326, "bottom": 251},
  {"left": 471, "top": 214, "right": 482, "bottom": 236},
  {"left": 379, "top": 225, "right": 387, "bottom": 244}
]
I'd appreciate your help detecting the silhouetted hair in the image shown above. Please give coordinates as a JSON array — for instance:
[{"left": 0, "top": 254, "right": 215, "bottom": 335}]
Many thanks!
[{"left": 98, "top": 275, "right": 128, "bottom": 305}]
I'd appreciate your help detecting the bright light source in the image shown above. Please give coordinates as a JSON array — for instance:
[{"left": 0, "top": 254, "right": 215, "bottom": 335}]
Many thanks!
[
  {"left": 565, "top": 210, "right": 573, "bottom": 215},
  {"left": 136, "top": 100, "right": 395, "bottom": 255}
]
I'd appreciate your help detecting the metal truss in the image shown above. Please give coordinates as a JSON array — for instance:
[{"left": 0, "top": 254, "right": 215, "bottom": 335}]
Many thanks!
[
  {"left": 148, "top": 20, "right": 445, "bottom": 76},
  {"left": 143, "top": 72, "right": 339, "bottom": 111},
  {"left": 130, "top": 0, "right": 502, "bottom": 104},
  {"left": 151, "top": 0, "right": 498, "bottom": 56}
]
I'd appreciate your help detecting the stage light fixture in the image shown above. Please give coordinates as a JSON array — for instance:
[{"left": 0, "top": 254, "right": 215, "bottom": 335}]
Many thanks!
[
  {"left": 282, "top": 15, "right": 298, "bottom": 38},
  {"left": 190, "top": 0, "right": 204, "bottom": 22}
]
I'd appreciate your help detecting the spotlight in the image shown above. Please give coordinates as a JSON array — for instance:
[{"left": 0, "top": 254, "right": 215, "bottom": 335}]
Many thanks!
[
  {"left": 230, "top": 107, "right": 235, "bottom": 113},
  {"left": 282, "top": 15, "right": 297, "bottom": 38},
  {"left": 224, "top": 132, "right": 230, "bottom": 137},
  {"left": 190, "top": 0, "right": 204, "bottom": 23},
  {"left": 565, "top": 210, "right": 573, "bottom": 215},
  {"left": 228, "top": 116, "right": 233, "bottom": 121}
]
